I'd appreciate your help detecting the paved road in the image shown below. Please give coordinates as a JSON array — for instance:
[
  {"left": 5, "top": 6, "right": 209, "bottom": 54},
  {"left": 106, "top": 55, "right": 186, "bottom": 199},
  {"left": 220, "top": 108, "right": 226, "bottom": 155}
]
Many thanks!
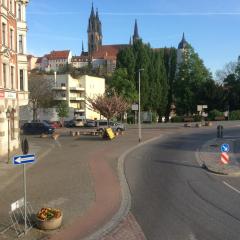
[{"left": 125, "top": 127, "right": 240, "bottom": 240}]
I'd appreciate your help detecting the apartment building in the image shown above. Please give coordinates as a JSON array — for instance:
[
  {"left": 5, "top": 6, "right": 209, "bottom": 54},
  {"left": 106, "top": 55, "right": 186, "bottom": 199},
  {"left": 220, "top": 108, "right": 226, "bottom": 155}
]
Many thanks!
[
  {"left": 0, "top": 0, "right": 29, "bottom": 156},
  {"left": 51, "top": 74, "right": 105, "bottom": 120}
]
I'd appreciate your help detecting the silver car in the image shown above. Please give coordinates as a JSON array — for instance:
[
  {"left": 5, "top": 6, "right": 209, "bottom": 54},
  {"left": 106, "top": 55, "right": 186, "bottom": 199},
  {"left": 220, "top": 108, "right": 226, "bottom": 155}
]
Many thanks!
[{"left": 96, "top": 120, "right": 125, "bottom": 133}]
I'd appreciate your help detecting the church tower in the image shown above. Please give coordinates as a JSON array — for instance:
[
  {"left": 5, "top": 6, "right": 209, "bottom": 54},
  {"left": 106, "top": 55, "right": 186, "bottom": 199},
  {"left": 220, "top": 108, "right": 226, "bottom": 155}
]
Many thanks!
[
  {"left": 88, "top": 4, "right": 102, "bottom": 56},
  {"left": 177, "top": 33, "right": 189, "bottom": 65},
  {"left": 132, "top": 19, "right": 140, "bottom": 43}
]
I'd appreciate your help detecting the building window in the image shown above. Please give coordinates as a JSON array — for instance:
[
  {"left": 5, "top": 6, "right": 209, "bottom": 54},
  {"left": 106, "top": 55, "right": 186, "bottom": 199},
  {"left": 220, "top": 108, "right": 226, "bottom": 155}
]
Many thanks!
[
  {"left": 11, "top": 66, "right": 14, "bottom": 89},
  {"left": 10, "top": 0, "right": 13, "bottom": 13},
  {"left": 19, "top": 35, "right": 23, "bottom": 53},
  {"left": 10, "top": 29, "right": 14, "bottom": 49},
  {"left": 3, "top": 63, "right": 7, "bottom": 88},
  {"left": 20, "top": 69, "right": 24, "bottom": 90},
  {"left": 18, "top": 3, "right": 21, "bottom": 20},
  {"left": 2, "top": 23, "right": 6, "bottom": 46}
]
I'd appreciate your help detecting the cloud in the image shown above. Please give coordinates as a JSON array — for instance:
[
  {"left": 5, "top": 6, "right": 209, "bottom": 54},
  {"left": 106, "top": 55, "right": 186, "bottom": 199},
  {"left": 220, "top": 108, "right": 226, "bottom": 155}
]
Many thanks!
[
  {"left": 28, "top": 11, "right": 81, "bottom": 15},
  {"left": 101, "top": 12, "right": 240, "bottom": 16}
]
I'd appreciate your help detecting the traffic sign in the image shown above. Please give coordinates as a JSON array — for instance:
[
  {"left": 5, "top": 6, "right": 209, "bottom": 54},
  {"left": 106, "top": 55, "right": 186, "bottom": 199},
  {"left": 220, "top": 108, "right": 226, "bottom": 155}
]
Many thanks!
[
  {"left": 220, "top": 152, "right": 229, "bottom": 164},
  {"left": 13, "top": 154, "right": 36, "bottom": 165},
  {"left": 221, "top": 143, "right": 230, "bottom": 153}
]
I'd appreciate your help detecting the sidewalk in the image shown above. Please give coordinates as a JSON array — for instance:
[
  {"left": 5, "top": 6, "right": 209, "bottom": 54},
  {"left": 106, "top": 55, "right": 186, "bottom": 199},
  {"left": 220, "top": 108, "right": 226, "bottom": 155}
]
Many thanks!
[{"left": 0, "top": 127, "right": 182, "bottom": 240}]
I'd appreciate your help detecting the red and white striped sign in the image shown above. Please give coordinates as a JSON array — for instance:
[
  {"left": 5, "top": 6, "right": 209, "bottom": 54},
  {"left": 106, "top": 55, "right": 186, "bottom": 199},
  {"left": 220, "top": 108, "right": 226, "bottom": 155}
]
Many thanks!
[{"left": 221, "top": 152, "right": 230, "bottom": 164}]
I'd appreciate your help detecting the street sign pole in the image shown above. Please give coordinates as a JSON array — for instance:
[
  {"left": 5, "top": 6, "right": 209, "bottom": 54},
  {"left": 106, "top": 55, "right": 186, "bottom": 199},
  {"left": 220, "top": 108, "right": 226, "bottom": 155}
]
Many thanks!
[
  {"left": 23, "top": 164, "right": 27, "bottom": 234},
  {"left": 21, "top": 138, "right": 29, "bottom": 235}
]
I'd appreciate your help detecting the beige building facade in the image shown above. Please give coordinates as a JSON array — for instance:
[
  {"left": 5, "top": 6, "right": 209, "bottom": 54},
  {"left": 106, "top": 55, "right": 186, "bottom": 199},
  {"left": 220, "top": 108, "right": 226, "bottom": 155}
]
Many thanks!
[
  {"left": 0, "top": 0, "right": 29, "bottom": 156},
  {"left": 52, "top": 74, "right": 105, "bottom": 120}
]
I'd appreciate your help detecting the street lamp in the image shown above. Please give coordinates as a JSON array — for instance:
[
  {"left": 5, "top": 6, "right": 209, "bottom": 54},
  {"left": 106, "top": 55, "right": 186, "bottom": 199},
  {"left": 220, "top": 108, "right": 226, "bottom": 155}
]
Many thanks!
[
  {"left": 138, "top": 69, "right": 144, "bottom": 142},
  {"left": 6, "top": 108, "right": 11, "bottom": 164}
]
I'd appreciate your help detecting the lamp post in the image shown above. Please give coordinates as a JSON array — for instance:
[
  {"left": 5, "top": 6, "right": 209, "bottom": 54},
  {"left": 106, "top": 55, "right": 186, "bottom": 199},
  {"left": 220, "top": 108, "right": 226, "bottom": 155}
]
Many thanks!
[
  {"left": 6, "top": 108, "right": 11, "bottom": 164},
  {"left": 138, "top": 69, "right": 144, "bottom": 142}
]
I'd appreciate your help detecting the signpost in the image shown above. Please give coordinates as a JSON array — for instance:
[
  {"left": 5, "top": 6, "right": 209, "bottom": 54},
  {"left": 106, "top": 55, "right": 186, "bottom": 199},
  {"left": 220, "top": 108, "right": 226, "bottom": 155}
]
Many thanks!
[
  {"left": 12, "top": 138, "right": 35, "bottom": 235},
  {"left": 220, "top": 143, "right": 230, "bottom": 153},
  {"left": 220, "top": 143, "right": 230, "bottom": 165}
]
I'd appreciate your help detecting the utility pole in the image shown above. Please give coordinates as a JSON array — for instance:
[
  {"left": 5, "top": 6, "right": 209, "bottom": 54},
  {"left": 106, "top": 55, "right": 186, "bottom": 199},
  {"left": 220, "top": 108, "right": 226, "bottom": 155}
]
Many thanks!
[{"left": 138, "top": 69, "right": 144, "bottom": 142}]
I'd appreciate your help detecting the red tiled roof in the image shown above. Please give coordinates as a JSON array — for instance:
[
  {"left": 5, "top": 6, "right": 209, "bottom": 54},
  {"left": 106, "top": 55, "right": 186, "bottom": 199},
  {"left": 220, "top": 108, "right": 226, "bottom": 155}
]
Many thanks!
[
  {"left": 36, "top": 57, "right": 43, "bottom": 64},
  {"left": 92, "top": 45, "right": 129, "bottom": 60},
  {"left": 48, "top": 50, "right": 70, "bottom": 60}
]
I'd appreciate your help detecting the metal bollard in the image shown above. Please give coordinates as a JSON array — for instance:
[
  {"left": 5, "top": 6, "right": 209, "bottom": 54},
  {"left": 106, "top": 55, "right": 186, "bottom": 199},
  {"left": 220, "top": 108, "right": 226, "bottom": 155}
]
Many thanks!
[{"left": 217, "top": 125, "right": 223, "bottom": 138}]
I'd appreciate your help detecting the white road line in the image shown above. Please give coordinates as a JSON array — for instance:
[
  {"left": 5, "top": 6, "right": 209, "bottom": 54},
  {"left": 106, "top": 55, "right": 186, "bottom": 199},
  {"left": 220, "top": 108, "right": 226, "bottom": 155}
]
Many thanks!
[
  {"left": 189, "top": 233, "right": 197, "bottom": 240},
  {"left": 223, "top": 181, "right": 240, "bottom": 194}
]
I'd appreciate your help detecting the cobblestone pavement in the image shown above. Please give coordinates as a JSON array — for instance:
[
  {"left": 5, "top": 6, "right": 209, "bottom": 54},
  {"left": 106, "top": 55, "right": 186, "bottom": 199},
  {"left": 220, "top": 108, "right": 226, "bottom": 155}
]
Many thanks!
[{"left": 101, "top": 213, "right": 146, "bottom": 240}]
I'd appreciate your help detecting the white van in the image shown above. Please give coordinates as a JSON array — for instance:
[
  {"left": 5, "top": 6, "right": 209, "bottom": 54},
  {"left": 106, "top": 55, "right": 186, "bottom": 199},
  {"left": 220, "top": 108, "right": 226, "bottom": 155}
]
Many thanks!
[{"left": 74, "top": 117, "right": 84, "bottom": 127}]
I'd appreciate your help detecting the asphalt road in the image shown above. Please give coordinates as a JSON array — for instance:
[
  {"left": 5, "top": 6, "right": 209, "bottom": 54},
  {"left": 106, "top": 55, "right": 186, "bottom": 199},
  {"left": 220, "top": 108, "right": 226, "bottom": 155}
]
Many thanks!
[{"left": 125, "top": 127, "right": 240, "bottom": 240}]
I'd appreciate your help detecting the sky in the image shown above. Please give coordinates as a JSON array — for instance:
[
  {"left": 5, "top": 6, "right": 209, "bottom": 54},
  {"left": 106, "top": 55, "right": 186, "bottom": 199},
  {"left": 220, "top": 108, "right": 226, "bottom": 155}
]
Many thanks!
[{"left": 27, "top": 0, "right": 240, "bottom": 77}]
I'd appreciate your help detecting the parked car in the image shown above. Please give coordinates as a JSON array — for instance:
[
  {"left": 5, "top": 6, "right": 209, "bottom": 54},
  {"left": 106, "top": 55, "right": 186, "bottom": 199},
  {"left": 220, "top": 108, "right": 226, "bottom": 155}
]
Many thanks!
[
  {"left": 74, "top": 118, "right": 84, "bottom": 127},
  {"left": 22, "top": 122, "right": 55, "bottom": 135},
  {"left": 43, "top": 120, "right": 62, "bottom": 129},
  {"left": 84, "top": 120, "right": 96, "bottom": 127},
  {"left": 64, "top": 120, "right": 75, "bottom": 128},
  {"left": 96, "top": 120, "right": 125, "bottom": 133}
]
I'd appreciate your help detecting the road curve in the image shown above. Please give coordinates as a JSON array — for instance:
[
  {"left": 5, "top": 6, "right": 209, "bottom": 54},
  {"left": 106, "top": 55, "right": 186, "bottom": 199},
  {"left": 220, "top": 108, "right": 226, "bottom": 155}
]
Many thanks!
[{"left": 125, "top": 128, "right": 240, "bottom": 240}]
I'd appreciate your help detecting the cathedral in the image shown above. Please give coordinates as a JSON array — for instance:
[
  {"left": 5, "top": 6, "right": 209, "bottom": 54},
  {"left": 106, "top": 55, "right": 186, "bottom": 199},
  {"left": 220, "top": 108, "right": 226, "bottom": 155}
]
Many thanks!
[
  {"left": 72, "top": 4, "right": 143, "bottom": 74},
  {"left": 71, "top": 4, "right": 189, "bottom": 74}
]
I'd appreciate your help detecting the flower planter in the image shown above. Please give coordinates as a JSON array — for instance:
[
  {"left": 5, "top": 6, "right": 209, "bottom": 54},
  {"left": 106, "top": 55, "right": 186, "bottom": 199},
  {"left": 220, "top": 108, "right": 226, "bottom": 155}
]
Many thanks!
[{"left": 36, "top": 208, "right": 62, "bottom": 230}]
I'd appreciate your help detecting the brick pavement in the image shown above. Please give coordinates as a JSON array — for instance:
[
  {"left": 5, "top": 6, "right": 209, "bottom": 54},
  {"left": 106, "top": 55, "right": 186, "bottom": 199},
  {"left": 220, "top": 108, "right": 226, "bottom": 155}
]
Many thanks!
[{"left": 100, "top": 213, "right": 146, "bottom": 240}]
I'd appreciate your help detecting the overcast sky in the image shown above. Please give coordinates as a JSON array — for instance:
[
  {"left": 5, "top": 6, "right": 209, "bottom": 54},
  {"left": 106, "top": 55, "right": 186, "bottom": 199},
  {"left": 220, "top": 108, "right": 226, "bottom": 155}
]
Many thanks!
[{"left": 27, "top": 0, "right": 240, "bottom": 77}]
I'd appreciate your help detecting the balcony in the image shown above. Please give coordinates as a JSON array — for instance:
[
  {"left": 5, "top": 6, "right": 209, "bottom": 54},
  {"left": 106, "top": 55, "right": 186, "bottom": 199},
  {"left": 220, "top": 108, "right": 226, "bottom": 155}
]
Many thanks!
[
  {"left": 74, "top": 109, "right": 85, "bottom": 113},
  {"left": 52, "top": 86, "right": 66, "bottom": 91},
  {"left": 54, "top": 96, "right": 67, "bottom": 101},
  {"left": 70, "top": 97, "right": 85, "bottom": 101},
  {"left": 70, "top": 86, "right": 85, "bottom": 91}
]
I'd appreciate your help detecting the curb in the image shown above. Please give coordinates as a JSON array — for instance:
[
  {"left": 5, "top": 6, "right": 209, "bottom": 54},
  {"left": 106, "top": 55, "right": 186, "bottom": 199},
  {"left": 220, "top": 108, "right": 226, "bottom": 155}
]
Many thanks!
[{"left": 83, "top": 136, "right": 163, "bottom": 240}]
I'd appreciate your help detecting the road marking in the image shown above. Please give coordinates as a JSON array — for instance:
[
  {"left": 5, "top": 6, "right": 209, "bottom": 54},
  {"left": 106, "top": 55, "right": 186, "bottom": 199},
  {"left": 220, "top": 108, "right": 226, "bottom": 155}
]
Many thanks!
[
  {"left": 189, "top": 233, "right": 197, "bottom": 240},
  {"left": 223, "top": 181, "right": 240, "bottom": 194}
]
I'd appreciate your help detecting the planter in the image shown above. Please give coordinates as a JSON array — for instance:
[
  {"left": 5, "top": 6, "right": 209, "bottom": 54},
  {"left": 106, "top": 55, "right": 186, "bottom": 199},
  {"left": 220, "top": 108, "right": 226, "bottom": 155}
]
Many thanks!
[
  {"left": 36, "top": 208, "right": 62, "bottom": 230},
  {"left": 205, "top": 121, "right": 212, "bottom": 127}
]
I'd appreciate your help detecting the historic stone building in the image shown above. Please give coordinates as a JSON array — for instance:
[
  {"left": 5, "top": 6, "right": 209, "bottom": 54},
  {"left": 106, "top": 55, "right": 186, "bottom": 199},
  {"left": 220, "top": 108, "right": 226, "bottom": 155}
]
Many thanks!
[{"left": 0, "top": 0, "right": 29, "bottom": 157}]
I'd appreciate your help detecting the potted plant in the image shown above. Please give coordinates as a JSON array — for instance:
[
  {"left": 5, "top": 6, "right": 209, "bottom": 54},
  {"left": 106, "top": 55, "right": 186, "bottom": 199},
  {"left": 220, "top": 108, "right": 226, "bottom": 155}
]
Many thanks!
[{"left": 36, "top": 208, "right": 63, "bottom": 230}]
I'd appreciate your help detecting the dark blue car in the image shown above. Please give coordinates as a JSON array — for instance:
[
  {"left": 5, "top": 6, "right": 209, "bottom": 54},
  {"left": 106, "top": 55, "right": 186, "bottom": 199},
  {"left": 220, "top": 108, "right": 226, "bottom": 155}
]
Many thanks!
[{"left": 22, "top": 122, "right": 55, "bottom": 135}]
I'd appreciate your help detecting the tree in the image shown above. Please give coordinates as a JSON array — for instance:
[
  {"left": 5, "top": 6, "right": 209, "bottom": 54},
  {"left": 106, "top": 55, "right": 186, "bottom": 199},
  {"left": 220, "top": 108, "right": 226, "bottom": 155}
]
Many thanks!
[
  {"left": 28, "top": 73, "right": 54, "bottom": 121},
  {"left": 174, "top": 45, "right": 212, "bottom": 115},
  {"left": 107, "top": 68, "right": 138, "bottom": 103},
  {"left": 86, "top": 91, "right": 129, "bottom": 124},
  {"left": 56, "top": 101, "right": 69, "bottom": 126}
]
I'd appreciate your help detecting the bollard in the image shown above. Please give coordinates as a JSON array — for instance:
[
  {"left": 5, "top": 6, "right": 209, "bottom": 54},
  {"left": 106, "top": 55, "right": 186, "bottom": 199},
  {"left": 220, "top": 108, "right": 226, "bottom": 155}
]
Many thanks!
[{"left": 217, "top": 125, "right": 223, "bottom": 138}]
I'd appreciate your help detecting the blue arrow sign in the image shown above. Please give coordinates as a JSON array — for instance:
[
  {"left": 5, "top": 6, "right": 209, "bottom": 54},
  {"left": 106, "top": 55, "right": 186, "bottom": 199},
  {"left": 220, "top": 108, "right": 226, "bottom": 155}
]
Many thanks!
[
  {"left": 221, "top": 143, "right": 230, "bottom": 153},
  {"left": 13, "top": 154, "right": 36, "bottom": 165}
]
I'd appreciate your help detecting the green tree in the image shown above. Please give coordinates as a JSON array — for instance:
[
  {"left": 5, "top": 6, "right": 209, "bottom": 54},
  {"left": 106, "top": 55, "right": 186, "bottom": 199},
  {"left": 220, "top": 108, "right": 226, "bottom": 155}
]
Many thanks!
[
  {"left": 107, "top": 68, "right": 138, "bottom": 103},
  {"left": 56, "top": 101, "right": 69, "bottom": 126},
  {"left": 174, "top": 45, "right": 212, "bottom": 115}
]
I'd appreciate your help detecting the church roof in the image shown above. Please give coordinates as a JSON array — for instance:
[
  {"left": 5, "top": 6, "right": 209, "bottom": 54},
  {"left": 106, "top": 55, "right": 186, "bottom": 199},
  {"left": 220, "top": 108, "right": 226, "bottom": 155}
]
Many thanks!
[
  {"left": 178, "top": 33, "right": 188, "bottom": 49},
  {"left": 92, "top": 44, "right": 129, "bottom": 60}
]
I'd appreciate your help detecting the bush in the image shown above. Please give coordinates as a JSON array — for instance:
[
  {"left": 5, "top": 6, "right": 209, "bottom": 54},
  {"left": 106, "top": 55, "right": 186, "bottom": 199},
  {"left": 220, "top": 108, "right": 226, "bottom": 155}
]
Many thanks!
[
  {"left": 208, "top": 109, "right": 223, "bottom": 121},
  {"left": 171, "top": 116, "right": 184, "bottom": 122},
  {"left": 193, "top": 115, "right": 202, "bottom": 122},
  {"left": 229, "top": 110, "right": 240, "bottom": 120}
]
